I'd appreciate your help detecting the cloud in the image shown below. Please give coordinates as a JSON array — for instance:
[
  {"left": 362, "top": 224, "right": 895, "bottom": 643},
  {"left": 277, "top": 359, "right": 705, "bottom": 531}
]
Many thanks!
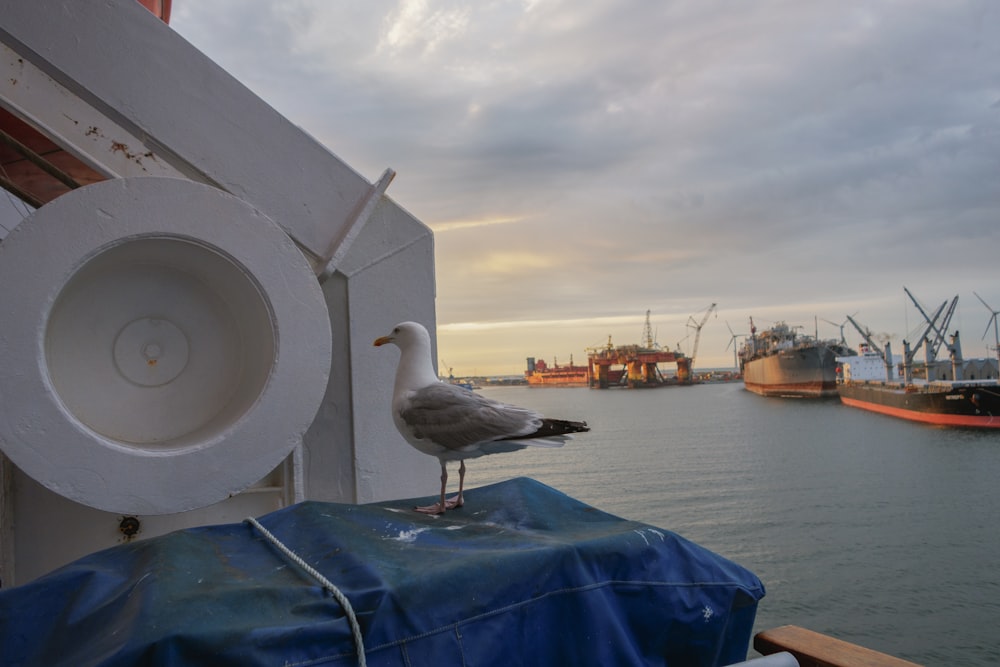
[
  {"left": 163, "top": 1, "right": 1000, "bottom": 373},
  {"left": 431, "top": 215, "right": 528, "bottom": 232}
]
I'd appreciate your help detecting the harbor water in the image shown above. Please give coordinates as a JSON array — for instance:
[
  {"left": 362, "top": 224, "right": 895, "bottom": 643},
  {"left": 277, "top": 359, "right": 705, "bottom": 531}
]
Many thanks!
[{"left": 467, "top": 383, "right": 1000, "bottom": 666}]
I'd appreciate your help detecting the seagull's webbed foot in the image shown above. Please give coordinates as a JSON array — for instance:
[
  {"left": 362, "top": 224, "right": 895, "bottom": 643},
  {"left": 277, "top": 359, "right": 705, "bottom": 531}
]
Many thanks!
[
  {"left": 414, "top": 460, "right": 466, "bottom": 514},
  {"left": 413, "top": 502, "right": 447, "bottom": 515},
  {"left": 414, "top": 462, "right": 451, "bottom": 515}
]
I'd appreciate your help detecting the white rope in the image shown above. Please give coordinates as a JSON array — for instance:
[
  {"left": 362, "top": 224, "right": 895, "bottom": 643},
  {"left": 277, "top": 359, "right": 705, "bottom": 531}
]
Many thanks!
[{"left": 244, "top": 516, "right": 367, "bottom": 667}]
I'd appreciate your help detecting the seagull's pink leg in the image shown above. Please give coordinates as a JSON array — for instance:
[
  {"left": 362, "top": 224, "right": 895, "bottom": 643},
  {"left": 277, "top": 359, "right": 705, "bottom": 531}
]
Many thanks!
[
  {"left": 444, "top": 460, "right": 465, "bottom": 509},
  {"left": 414, "top": 462, "right": 448, "bottom": 514}
]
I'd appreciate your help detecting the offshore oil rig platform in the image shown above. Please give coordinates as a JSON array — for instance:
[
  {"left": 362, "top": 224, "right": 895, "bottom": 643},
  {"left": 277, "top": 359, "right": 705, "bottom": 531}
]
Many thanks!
[
  {"left": 587, "top": 337, "right": 690, "bottom": 388},
  {"left": 525, "top": 307, "right": 717, "bottom": 389},
  {"left": 590, "top": 306, "right": 716, "bottom": 388}
]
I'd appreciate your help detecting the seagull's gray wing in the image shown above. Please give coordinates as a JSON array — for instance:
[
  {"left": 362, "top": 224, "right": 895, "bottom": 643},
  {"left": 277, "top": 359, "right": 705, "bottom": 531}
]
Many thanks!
[{"left": 399, "top": 382, "right": 543, "bottom": 451}]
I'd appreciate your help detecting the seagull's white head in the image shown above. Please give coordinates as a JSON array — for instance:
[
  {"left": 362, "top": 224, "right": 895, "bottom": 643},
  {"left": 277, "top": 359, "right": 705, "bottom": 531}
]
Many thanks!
[
  {"left": 374, "top": 321, "right": 439, "bottom": 390},
  {"left": 373, "top": 321, "right": 431, "bottom": 350}
]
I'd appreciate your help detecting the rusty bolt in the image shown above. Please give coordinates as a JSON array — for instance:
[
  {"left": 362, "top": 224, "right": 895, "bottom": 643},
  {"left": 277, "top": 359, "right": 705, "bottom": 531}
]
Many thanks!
[{"left": 119, "top": 516, "right": 141, "bottom": 538}]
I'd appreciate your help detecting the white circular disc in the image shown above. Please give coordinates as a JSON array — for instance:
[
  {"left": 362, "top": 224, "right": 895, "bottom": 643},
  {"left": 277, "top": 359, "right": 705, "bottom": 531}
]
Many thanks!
[
  {"left": 113, "top": 317, "right": 190, "bottom": 388},
  {"left": 0, "top": 177, "right": 332, "bottom": 514}
]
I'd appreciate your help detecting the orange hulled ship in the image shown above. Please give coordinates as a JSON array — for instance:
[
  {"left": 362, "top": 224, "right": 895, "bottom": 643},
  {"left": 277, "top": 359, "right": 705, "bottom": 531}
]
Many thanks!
[{"left": 525, "top": 356, "right": 590, "bottom": 387}]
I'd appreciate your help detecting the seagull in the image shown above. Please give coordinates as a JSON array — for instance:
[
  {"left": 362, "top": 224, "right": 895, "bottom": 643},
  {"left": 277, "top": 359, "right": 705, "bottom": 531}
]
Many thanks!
[{"left": 374, "top": 321, "right": 589, "bottom": 514}]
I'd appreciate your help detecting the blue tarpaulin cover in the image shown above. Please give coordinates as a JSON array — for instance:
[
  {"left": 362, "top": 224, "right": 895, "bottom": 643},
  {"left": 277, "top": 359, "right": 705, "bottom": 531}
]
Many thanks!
[{"left": 0, "top": 478, "right": 764, "bottom": 666}]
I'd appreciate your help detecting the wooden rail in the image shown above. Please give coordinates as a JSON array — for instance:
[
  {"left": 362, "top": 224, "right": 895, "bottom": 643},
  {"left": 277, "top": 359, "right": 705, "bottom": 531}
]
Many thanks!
[{"left": 754, "top": 625, "right": 923, "bottom": 667}]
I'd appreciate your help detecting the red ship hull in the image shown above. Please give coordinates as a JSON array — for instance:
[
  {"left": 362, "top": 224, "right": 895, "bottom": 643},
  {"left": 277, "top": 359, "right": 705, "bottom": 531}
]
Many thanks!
[{"left": 838, "top": 382, "right": 1000, "bottom": 428}]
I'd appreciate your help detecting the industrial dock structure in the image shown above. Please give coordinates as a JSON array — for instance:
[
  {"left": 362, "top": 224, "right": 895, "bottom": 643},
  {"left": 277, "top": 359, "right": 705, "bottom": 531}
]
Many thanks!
[
  {"left": 587, "top": 338, "right": 692, "bottom": 388},
  {"left": 526, "top": 339, "right": 692, "bottom": 389},
  {"left": 526, "top": 307, "right": 716, "bottom": 389}
]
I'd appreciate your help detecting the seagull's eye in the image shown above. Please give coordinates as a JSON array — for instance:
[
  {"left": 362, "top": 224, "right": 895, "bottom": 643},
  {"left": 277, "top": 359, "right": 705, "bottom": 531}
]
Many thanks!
[{"left": 394, "top": 327, "right": 400, "bottom": 333}]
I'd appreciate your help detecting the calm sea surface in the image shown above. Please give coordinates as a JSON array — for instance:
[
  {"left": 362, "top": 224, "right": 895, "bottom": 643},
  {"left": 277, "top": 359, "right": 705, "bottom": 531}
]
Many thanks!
[{"left": 467, "top": 383, "right": 1000, "bottom": 667}]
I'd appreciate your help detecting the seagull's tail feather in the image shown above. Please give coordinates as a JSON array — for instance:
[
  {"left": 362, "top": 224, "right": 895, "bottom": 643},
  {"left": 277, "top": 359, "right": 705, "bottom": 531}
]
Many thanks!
[
  {"left": 499, "top": 418, "right": 589, "bottom": 447},
  {"left": 538, "top": 418, "right": 590, "bottom": 436}
]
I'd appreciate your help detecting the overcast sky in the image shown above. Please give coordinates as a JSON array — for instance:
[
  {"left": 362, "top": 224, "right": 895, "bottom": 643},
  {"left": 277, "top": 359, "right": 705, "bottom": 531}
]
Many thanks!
[{"left": 6, "top": 1, "right": 999, "bottom": 375}]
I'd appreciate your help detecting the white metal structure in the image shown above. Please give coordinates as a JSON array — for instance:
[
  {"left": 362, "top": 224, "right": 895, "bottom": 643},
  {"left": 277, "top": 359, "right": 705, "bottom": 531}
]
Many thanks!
[{"left": 0, "top": 0, "right": 438, "bottom": 585}]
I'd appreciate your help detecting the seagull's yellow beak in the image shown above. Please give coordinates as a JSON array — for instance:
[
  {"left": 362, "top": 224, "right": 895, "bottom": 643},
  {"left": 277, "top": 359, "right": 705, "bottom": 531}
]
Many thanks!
[{"left": 373, "top": 335, "right": 392, "bottom": 347}]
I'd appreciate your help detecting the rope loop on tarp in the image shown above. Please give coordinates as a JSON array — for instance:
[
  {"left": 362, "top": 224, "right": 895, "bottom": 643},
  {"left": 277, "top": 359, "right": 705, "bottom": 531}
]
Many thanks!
[{"left": 245, "top": 516, "right": 367, "bottom": 667}]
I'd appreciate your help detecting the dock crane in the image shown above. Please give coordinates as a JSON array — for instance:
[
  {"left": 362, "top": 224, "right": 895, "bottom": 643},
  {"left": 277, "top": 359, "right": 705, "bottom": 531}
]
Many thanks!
[
  {"left": 845, "top": 314, "right": 895, "bottom": 381},
  {"left": 686, "top": 303, "right": 717, "bottom": 370},
  {"left": 641, "top": 309, "right": 659, "bottom": 349},
  {"left": 904, "top": 287, "right": 958, "bottom": 364},
  {"left": 846, "top": 291, "right": 949, "bottom": 383}
]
